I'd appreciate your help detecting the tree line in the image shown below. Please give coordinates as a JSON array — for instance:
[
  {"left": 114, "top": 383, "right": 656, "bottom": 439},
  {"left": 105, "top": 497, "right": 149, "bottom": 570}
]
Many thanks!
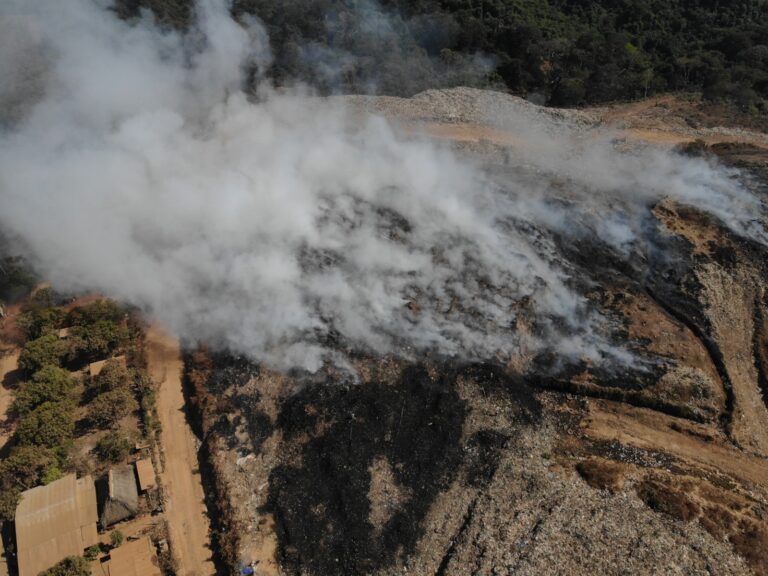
[{"left": 116, "top": 0, "right": 768, "bottom": 111}]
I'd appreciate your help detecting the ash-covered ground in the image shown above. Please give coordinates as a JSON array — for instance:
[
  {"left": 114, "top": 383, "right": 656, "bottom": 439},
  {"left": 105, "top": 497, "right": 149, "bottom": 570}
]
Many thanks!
[{"left": 182, "top": 89, "right": 768, "bottom": 576}]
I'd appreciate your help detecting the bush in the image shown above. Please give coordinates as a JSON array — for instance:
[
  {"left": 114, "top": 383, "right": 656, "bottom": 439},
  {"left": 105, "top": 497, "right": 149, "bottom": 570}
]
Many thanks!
[
  {"left": 85, "top": 545, "right": 101, "bottom": 561},
  {"left": 14, "top": 401, "right": 76, "bottom": 448},
  {"left": 87, "top": 388, "right": 138, "bottom": 429},
  {"left": 39, "top": 556, "right": 90, "bottom": 576},
  {"left": 110, "top": 530, "right": 125, "bottom": 548},
  {"left": 94, "top": 431, "right": 133, "bottom": 463},
  {"left": 12, "top": 365, "right": 76, "bottom": 416},
  {"left": 17, "top": 333, "right": 64, "bottom": 374}
]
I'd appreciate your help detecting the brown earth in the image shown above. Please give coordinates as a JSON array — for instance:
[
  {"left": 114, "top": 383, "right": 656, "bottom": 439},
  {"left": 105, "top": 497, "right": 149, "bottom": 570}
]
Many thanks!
[{"left": 145, "top": 325, "right": 216, "bottom": 576}]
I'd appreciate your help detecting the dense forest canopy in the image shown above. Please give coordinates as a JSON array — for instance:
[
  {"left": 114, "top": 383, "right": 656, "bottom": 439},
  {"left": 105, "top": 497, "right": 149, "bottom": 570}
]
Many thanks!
[{"left": 92, "top": 0, "right": 768, "bottom": 109}]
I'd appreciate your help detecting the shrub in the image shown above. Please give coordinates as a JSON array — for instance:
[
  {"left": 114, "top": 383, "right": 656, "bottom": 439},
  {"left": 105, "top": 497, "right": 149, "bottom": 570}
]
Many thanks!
[
  {"left": 110, "top": 530, "right": 125, "bottom": 548},
  {"left": 94, "top": 431, "right": 133, "bottom": 463},
  {"left": 85, "top": 545, "right": 101, "bottom": 561},
  {"left": 17, "top": 333, "right": 64, "bottom": 374},
  {"left": 14, "top": 401, "right": 76, "bottom": 448},
  {"left": 12, "top": 365, "right": 76, "bottom": 416},
  {"left": 87, "top": 388, "right": 138, "bottom": 429},
  {"left": 39, "top": 556, "right": 90, "bottom": 576}
]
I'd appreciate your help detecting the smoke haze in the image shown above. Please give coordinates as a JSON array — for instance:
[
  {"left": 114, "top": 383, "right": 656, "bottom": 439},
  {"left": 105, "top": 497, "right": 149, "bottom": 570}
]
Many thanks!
[{"left": 0, "top": 0, "right": 766, "bottom": 371}]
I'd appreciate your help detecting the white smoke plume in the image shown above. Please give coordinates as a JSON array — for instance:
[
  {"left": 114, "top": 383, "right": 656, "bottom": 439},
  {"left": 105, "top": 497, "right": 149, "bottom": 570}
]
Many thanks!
[{"left": 0, "top": 0, "right": 765, "bottom": 372}]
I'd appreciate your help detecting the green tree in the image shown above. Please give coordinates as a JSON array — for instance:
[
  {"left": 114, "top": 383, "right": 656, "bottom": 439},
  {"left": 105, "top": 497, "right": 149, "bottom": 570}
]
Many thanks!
[
  {"left": 0, "top": 254, "right": 37, "bottom": 303},
  {"left": 18, "top": 333, "right": 64, "bottom": 374},
  {"left": 39, "top": 556, "right": 90, "bottom": 576},
  {"left": 12, "top": 365, "right": 76, "bottom": 416},
  {"left": 89, "top": 360, "right": 131, "bottom": 395},
  {"left": 66, "top": 300, "right": 125, "bottom": 326},
  {"left": 94, "top": 431, "right": 133, "bottom": 463},
  {"left": 0, "top": 445, "right": 57, "bottom": 489},
  {"left": 87, "top": 388, "right": 138, "bottom": 429},
  {"left": 66, "top": 320, "right": 128, "bottom": 364},
  {"left": 14, "top": 401, "right": 75, "bottom": 448},
  {"left": 17, "top": 305, "right": 64, "bottom": 341},
  {"left": 0, "top": 489, "right": 20, "bottom": 522},
  {"left": 0, "top": 445, "right": 58, "bottom": 521}
]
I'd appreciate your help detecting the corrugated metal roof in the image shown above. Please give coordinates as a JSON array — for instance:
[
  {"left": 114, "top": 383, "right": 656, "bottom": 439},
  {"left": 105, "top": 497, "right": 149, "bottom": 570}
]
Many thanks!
[
  {"left": 134, "top": 459, "right": 156, "bottom": 492},
  {"left": 105, "top": 537, "right": 162, "bottom": 576},
  {"left": 15, "top": 474, "right": 98, "bottom": 576},
  {"left": 99, "top": 466, "right": 139, "bottom": 527}
]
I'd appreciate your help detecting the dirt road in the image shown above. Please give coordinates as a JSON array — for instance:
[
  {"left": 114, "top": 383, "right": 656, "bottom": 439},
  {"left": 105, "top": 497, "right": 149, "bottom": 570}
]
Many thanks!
[
  {"left": 145, "top": 325, "right": 216, "bottom": 576},
  {"left": 0, "top": 349, "right": 19, "bottom": 450}
]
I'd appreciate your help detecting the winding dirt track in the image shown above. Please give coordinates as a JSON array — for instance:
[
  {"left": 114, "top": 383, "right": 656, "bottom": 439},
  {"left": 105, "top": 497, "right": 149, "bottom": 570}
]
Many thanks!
[{"left": 145, "top": 325, "right": 216, "bottom": 576}]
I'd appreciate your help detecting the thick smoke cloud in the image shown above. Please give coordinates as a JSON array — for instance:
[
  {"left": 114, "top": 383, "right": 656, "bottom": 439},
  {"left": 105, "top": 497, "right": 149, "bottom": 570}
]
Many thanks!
[{"left": 0, "top": 0, "right": 765, "bottom": 372}]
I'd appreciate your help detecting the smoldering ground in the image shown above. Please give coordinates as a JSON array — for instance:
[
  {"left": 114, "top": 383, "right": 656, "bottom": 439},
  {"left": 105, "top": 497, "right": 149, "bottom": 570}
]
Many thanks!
[{"left": 0, "top": 0, "right": 766, "bottom": 372}]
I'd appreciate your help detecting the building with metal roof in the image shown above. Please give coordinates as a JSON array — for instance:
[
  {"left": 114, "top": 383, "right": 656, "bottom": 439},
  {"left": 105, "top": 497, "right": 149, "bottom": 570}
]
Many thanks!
[
  {"left": 14, "top": 474, "right": 98, "bottom": 576},
  {"left": 134, "top": 459, "right": 156, "bottom": 493},
  {"left": 104, "top": 537, "right": 161, "bottom": 576}
]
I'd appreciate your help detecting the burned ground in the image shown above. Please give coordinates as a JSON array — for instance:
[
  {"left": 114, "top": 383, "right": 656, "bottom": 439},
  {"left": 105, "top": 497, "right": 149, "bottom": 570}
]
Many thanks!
[
  {"left": 261, "top": 362, "right": 543, "bottom": 576},
  {"left": 174, "top": 97, "right": 768, "bottom": 576},
  {"left": 182, "top": 174, "right": 768, "bottom": 576}
]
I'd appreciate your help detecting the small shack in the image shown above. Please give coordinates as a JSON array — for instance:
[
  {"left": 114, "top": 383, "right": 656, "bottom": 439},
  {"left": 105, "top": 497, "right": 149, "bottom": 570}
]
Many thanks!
[
  {"left": 104, "top": 537, "right": 162, "bottom": 576},
  {"left": 97, "top": 466, "right": 139, "bottom": 527},
  {"left": 14, "top": 474, "right": 98, "bottom": 576},
  {"left": 134, "top": 459, "right": 156, "bottom": 493},
  {"left": 57, "top": 327, "right": 71, "bottom": 339},
  {"left": 89, "top": 355, "right": 126, "bottom": 378}
]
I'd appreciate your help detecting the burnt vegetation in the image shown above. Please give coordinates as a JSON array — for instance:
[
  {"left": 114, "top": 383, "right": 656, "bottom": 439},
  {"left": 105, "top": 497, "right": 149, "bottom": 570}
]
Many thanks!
[{"left": 265, "top": 365, "right": 468, "bottom": 576}]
